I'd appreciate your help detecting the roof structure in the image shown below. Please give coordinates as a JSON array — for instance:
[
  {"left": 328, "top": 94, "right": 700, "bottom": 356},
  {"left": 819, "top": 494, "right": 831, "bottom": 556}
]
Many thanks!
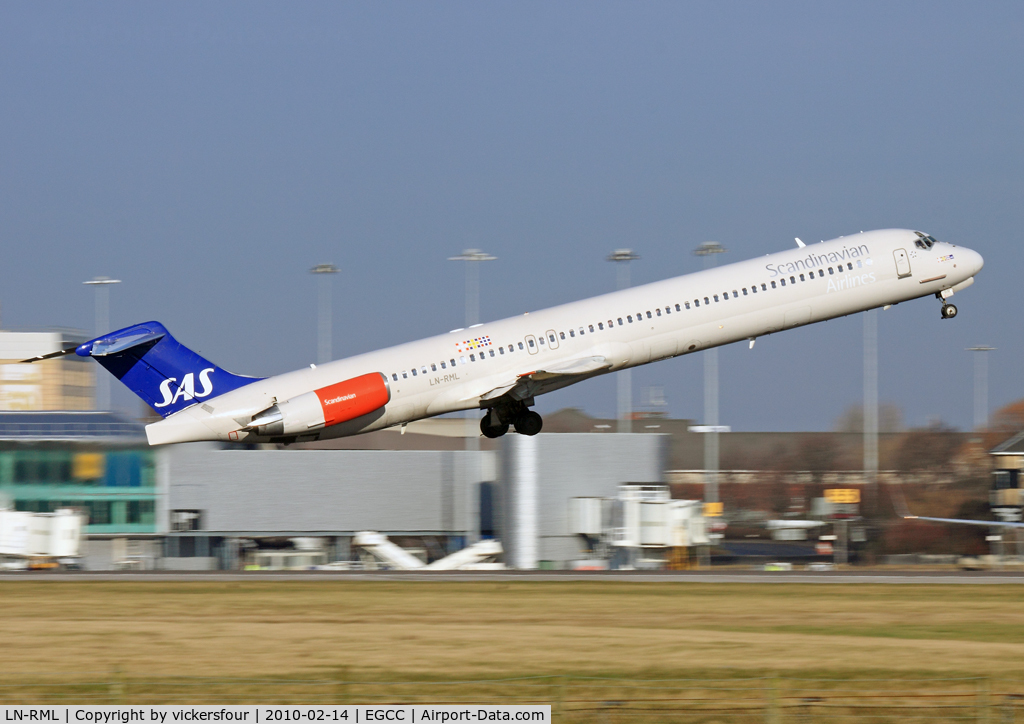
[{"left": 991, "top": 430, "right": 1024, "bottom": 456}]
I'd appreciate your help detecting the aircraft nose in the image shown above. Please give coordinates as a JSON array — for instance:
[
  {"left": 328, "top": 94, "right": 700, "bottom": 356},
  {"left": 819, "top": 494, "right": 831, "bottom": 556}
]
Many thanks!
[{"left": 963, "top": 247, "right": 984, "bottom": 276}]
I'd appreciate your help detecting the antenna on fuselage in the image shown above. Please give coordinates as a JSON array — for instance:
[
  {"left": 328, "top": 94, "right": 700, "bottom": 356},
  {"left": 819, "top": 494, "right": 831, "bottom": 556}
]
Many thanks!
[{"left": 794, "top": 237, "right": 806, "bottom": 248}]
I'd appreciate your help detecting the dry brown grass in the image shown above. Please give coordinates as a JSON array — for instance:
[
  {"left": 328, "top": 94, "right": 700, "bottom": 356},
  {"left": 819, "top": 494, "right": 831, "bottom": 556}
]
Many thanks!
[{"left": 2, "top": 580, "right": 1024, "bottom": 681}]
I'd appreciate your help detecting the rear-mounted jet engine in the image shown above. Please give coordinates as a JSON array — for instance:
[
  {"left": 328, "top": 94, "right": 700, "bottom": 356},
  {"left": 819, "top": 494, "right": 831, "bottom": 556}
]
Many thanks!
[{"left": 245, "top": 372, "right": 391, "bottom": 437}]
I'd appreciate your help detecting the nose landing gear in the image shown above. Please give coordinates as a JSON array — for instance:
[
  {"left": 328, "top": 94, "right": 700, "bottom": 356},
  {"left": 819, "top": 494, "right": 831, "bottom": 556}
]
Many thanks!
[{"left": 936, "top": 290, "right": 958, "bottom": 320}]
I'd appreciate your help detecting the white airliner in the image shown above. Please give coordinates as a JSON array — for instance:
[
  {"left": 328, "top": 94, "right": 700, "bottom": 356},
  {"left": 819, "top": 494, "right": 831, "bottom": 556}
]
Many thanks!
[{"left": 26, "top": 228, "right": 983, "bottom": 446}]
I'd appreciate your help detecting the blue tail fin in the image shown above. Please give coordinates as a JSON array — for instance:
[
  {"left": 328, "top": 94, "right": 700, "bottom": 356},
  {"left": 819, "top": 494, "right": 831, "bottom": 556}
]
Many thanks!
[{"left": 77, "top": 321, "right": 262, "bottom": 417}]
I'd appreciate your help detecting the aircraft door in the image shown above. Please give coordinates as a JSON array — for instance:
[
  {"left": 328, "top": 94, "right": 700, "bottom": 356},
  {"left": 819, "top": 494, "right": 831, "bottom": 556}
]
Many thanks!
[
  {"left": 545, "top": 330, "right": 559, "bottom": 349},
  {"left": 893, "top": 248, "right": 912, "bottom": 278},
  {"left": 525, "top": 334, "right": 539, "bottom": 355}
]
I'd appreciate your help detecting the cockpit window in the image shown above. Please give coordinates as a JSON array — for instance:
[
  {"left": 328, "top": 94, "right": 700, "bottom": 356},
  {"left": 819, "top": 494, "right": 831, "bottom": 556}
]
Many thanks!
[{"left": 914, "top": 231, "right": 938, "bottom": 249}]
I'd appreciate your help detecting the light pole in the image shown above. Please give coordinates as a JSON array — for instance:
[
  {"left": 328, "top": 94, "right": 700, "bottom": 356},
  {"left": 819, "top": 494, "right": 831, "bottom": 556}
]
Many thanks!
[
  {"left": 863, "top": 309, "right": 878, "bottom": 514},
  {"left": 607, "top": 249, "right": 640, "bottom": 433},
  {"left": 448, "top": 250, "right": 496, "bottom": 327},
  {"left": 693, "top": 242, "right": 726, "bottom": 505},
  {"left": 967, "top": 346, "right": 996, "bottom": 430},
  {"left": 310, "top": 264, "right": 340, "bottom": 364},
  {"left": 449, "top": 249, "right": 496, "bottom": 547},
  {"left": 83, "top": 276, "right": 121, "bottom": 410}
]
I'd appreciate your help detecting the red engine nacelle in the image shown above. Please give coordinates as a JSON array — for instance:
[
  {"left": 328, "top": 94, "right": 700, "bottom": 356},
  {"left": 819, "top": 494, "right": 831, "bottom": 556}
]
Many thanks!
[{"left": 247, "top": 372, "right": 391, "bottom": 437}]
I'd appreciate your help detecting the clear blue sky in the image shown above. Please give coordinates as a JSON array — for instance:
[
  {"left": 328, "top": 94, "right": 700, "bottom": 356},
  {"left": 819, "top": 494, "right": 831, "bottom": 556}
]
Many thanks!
[{"left": 1, "top": 2, "right": 1021, "bottom": 431}]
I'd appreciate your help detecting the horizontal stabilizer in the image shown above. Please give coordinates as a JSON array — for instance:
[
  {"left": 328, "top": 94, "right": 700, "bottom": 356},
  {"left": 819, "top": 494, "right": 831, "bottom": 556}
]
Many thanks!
[{"left": 20, "top": 345, "right": 80, "bottom": 364}]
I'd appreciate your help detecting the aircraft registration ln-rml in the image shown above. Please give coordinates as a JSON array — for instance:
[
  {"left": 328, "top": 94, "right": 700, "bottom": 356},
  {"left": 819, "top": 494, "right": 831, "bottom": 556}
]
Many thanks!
[{"left": 27, "top": 229, "right": 983, "bottom": 446}]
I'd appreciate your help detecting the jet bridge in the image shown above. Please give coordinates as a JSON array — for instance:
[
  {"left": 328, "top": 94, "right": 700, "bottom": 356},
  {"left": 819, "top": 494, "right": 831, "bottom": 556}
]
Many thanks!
[{"left": 353, "top": 531, "right": 504, "bottom": 570}]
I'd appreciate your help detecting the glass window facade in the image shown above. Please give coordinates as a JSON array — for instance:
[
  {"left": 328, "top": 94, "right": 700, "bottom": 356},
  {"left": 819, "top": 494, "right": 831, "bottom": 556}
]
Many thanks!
[{"left": 0, "top": 447, "right": 157, "bottom": 533}]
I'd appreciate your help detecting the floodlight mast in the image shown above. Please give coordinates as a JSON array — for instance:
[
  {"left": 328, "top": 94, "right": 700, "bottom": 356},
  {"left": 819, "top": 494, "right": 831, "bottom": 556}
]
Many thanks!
[
  {"left": 449, "top": 249, "right": 497, "bottom": 546},
  {"left": 693, "top": 242, "right": 726, "bottom": 507},
  {"left": 310, "top": 264, "right": 340, "bottom": 365},
  {"left": 448, "top": 249, "right": 497, "bottom": 327},
  {"left": 607, "top": 249, "right": 640, "bottom": 433},
  {"left": 967, "top": 346, "right": 996, "bottom": 431},
  {"left": 83, "top": 276, "right": 121, "bottom": 410}
]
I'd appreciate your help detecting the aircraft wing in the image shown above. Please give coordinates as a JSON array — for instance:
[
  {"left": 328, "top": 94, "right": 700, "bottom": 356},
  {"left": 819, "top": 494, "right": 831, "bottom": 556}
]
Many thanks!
[
  {"left": 905, "top": 515, "right": 1024, "bottom": 528},
  {"left": 480, "top": 355, "right": 612, "bottom": 402}
]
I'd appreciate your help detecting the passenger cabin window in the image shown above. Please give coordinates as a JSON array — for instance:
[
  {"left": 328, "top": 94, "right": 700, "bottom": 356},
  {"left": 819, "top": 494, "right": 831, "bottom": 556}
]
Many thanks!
[
  {"left": 589, "top": 325, "right": 595, "bottom": 332},
  {"left": 527, "top": 339, "right": 534, "bottom": 348},
  {"left": 579, "top": 327, "right": 586, "bottom": 335},
  {"left": 469, "top": 354, "right": 475, "bottom": 361},
  {"left": 598, "top": 322, "right": 604, "bottom": 330},
  {"left": 627, "top": 315, "right": 633, "bottom": 323},
  {"left": 742, "top": 288, "right": 748, "bottom": 295},
  {"left": 441, "top": 361, "right": 447, "bottom": 369},
  {"left": 772, "top": 281, "right": 778, "bottom": 288},
  {"left": 460, "top": 356, "right": 466, "bottom": 364},
  {"left": 685, "top": 302, "right": 691, "bottom": 309},
  {"left": 713, "top": 294, "right": 719, "bottom": 302},
  {"left": 392, "top": 373, "right": 398, "bottom": 381},
  {"left": 694, "top": 300, "right": 700, "bottom": 307},
  {"left": 402, "top": 371, "right": 408, "bottom": 379},
  {"left": 451, "top": 358, "right": 457, "bottom": 366},
  {"left": 519, "top": 342, "right": 525, "bottom": 350},
  {"left": 732, "top": 291, "right": 738, "bottom": 298},
  {"left": 489, "top": 350, "right": 495, "bottom": 357},
  {"left": 704, "top": 297, "right": 710, "bottom": 305},
  {"left": 646, "top": 311, "right": 652, "bottom": 319},
  {"left": 539, "top": 337, "right": 545, "bottom": 345},
  {"left": 761, "top": 283, "right": 767, "bottom": 291},
  {"left": 431, "top": 364, "right": 437, "bottom": 372},
  {"left": 569, "top": 329, "right": 575, "bottom": 337},
  {"left": 617, "top": 318, "right": 623, "bottom": 326},
  {"left": 675, "top": 304, "right": 681, "bottom": 311},
  {"left": 412, "top": 369, "right": 417, "bottom": 376},
  {"left": 549, "top": 334, "right": 556, "bottom": 343},
  {"left": 799, "top": 274, "right": 805, "bottom": 281},
  {"left": 789, "top": 276, "right": 796, "bottom": 284},
  {"left": 847, "top": 263, "right": 853, "bottom": 270},
  {"left": 656, "top": 308, "right": 661, "bottom": 316},
  {"left": 559, "top": 332, "right": 565, "bottom": 340}
]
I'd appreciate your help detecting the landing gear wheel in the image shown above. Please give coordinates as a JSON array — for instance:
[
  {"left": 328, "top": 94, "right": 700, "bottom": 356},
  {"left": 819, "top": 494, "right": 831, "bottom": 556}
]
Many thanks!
[
  {"left": 514, "top": 410, "right": 543, "bottom": 436},
  {"left": 480, "top": 417, "right": 510, "bottom": 439},
  {"left": 941, "top": 303, "right": 958, "bottom": 319}
]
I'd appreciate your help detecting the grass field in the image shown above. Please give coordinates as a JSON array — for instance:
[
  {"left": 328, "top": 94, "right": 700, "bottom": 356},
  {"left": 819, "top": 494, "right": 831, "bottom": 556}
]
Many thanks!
[{"left": 3, "top": 580, "right": 1024, "bottom": 717}]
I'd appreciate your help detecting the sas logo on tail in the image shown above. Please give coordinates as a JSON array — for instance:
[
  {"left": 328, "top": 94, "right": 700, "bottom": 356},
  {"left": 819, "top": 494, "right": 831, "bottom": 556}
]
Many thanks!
[{"left": 155, "top": 368, "right": 216, "bottom": 408}]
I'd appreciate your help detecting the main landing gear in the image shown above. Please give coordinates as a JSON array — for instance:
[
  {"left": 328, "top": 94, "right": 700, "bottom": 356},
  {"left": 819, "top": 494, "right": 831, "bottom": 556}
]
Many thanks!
[{"left": 479, "top": 401, "right": 543, "bottom": 438}]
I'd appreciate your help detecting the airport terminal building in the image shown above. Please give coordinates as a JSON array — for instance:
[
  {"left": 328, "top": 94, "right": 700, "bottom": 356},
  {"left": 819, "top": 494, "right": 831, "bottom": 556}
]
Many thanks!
[{"left": 0, "top": 409, "right": 669, "bottom": 570}]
